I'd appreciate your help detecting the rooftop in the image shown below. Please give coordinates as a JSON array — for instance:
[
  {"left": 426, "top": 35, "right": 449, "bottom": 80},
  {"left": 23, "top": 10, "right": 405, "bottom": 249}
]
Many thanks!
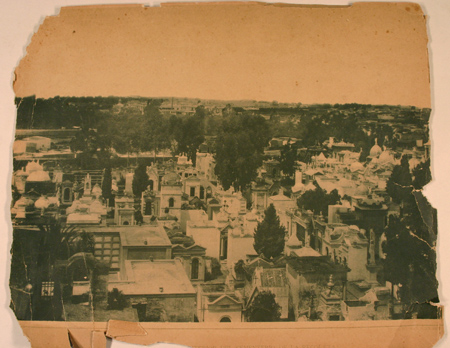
[
  {"left": 109, "top": 260, "right": 195, "bottom": 295},
  {"left": 290, "top": 247, "right": 321, "bottom": 258},
  {"left": 200, "top": 283, "right": 226, "bottom": 293},
  {"left": 187, "top": 221, "right": 218, "bottom": 229},
  {"left": 260, "top": 268, "right": 287, "bottom": 288},
  {"left": 84, "top": 225, "right": 171, "bottom": 247},
  {"left": 286, "top": 255, "right": 349, "bottom": 275}
]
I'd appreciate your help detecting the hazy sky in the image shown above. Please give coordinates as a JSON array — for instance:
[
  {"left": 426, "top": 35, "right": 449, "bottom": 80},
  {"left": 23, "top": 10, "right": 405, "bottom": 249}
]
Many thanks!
[{"left": 14, "top": 2, "right": 431, "bottom": 108}]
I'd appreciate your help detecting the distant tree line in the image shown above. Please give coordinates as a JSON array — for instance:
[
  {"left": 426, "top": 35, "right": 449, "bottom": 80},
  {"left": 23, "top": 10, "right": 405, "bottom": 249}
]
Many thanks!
[{"left": 15, "top": 96, "right": 429, "bottom": 192}]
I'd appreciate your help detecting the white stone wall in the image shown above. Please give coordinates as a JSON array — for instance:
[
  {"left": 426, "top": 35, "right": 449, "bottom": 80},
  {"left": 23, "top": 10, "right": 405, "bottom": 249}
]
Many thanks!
[
  {"left": 347, "top": 246, "right": 369, "bottom": 282},
  {"left": 227, "top": 233, "right": 255, "bottom": 269},
  {"left": 187, "top": 224, "right": 221, "bottom": 259},
  {"left": 203, "top": 308, "right": 242, "bottom": 322}
]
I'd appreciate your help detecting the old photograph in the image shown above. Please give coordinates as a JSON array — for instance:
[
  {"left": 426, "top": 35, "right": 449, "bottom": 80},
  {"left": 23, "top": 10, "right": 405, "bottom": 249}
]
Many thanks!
[
  {"left": 5, "top": 2, "right": 446, "bottom": 347},
  {"left": 10, "top": 96, "right": 439, "bottom": 323}
]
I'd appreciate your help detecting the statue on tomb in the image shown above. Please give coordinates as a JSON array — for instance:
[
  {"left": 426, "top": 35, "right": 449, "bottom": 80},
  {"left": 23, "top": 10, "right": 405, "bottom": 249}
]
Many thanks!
[
  {"left": 326, "top": 274, "right": 335, "bottom": 296},
  {"left": 73, "top": 180, "right": 81, "bottom": 200}
]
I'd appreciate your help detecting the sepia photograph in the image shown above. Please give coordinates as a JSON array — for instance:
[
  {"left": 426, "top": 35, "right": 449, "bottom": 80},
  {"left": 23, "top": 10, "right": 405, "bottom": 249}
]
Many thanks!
[
  {"left": 3, "top": 1, "right": 449, "bottom": 347},
  {"left": 10, "top": 96, "right": 439, "bottom": 323}
]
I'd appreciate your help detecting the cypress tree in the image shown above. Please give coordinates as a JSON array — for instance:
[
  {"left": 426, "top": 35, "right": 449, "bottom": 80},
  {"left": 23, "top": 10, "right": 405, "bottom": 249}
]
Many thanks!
[
  {"left": 101, "top": 167, "right": 112, "bottom": 201},
  {"left": 253, "top": 204, "right": 286, "bottom": 259},
  {"left": 132, "top": 164, "right": 149, "bottom": 198}
]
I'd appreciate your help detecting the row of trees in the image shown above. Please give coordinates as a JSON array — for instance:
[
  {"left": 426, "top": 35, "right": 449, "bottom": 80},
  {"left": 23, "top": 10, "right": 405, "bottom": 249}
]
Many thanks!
[
  {"left": 15, "top": 96, "right": 430, "bottom": 198},
  {"left": 17, "top": 95, "right": 428, "bottom": 173},
  {"left": 15, "top": 96, "right": 427, "bottom": 135},
  {"left": 66, "top": 100, "right": 274, "bottom": 194},
  {"left": 68, "top": 100, "right": 207, "bottom": 169}
]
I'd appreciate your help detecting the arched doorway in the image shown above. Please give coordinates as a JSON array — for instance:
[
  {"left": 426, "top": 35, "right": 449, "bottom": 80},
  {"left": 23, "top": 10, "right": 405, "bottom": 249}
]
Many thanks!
[{"left": 220, "top": 316, "right": 231, "bottom": 322}]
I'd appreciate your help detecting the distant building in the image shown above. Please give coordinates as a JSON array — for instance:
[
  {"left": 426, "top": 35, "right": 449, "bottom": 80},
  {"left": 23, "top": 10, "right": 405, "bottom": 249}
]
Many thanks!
[
  {"left": 180, "top": 209, "right": 208, "bottom": 233},
  {"left": 268, "top": 189, "right": 297, "bottom": 231},
  {"left": 221, "top": 190, "right": 247, "bottom": 217},
  {"left": 196, "top": 152, "right": 217, "bottom": 182},
  {"left": 321, "top": 224, "right": 369, "bottom": 282},
  {"left": 226, "top": 212, "right": 258, "bottom": 270},
  {"left": 341, "top": 286, "right": 391, "bottom": 321},
  {"left": 13, "top": 136, "right": 52, "bottom": 155},
  {"left": 186, "top": 220, "right": 221, "bottom": 260},
  {"left": 114, "top": 196, "right": 135, "bottom": 226},
  {"left": 66, "top": 174, "right": 107, "bottom": 225},
  {"left": 108, "top": 259, "right": 196, "bottom": 322},
  {"left": 197, "top": 283, "right": 243, "bottom": 322},
  {"left": 83, "top": 224, "right": 172, "bottom": 271},
  {"left": 251, "top": 177, "right": 271, "bottom": 212},
  {"left": 172, "top": 243, "right": 207, "bottom": 282},
  {"left": 263, "top": 159, "right": 281, "bottom": 178},
  {"left": 182, "top": 174, "right": 210, "bottom": 201},
  {"left": 286, "top": 255, "right": 348, "bottom": 321},
  {"left": 352, "top": 196, "right": 388, "bottom": 260},
  {"left": 160, "top": 172, "right": 183, "bottom": 220}
]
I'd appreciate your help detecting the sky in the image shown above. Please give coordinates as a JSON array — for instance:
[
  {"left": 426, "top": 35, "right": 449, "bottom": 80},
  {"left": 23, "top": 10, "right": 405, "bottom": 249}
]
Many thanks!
[{"left": 13, "top": 2, "right": 431, "bottom": 108}]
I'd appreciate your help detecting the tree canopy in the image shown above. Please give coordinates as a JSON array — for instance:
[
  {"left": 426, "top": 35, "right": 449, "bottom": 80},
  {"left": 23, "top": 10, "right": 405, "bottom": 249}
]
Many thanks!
[
  {"left": 412, "top": 158, "right": 431, "bottom": 190},
  {"left": 143, "top": 100, "right": 171, "bottom": 156},
  {"left": 107, "top": 288, "right": 128, "bottom": 310},
  {"left": 247, "top": 291, "right": 281, "bottom": 322},
  {"left": 386, "top": 155, "right": 413, "bottom": 204},
  {"left": 10, "top": 218, "right": 89, "bottom": 320},
  {"left": 297, "top": 187, "right": 340, "bottom": 218},
  {"left": 253, "top": 204, "right": 286, "bottom": 259},
  {"left": 383, "top": 157, "right": 438, "bottom": 316},
  {"left": 383, "top": 211, "right": 438, "bottom": 315},
  {"left": 101, "top": 166, "right": 113, "bottom": 201},
  {"left": 214, "top": 114, "right": 270, "bottom": 191},
  {"left": 132, "top": 164, "right": 149, "bottom": 198},
  {"left": 279, "top": 142, "right": 297, "bottom": 177},
  {"left": 174, "top": 106, "right": 205, "bottom": 166}
]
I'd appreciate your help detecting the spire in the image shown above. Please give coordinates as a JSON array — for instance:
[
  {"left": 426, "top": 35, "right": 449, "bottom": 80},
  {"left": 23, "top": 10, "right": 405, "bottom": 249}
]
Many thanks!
[{"left": 84, "top": 173, "right": 92, "bottom": 196}]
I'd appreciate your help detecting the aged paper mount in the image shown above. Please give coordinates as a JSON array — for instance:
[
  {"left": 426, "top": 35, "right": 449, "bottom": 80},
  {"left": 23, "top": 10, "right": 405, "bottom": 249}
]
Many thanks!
[{"left": 9, "top": 2, "right": 445, "bottom": 348}]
